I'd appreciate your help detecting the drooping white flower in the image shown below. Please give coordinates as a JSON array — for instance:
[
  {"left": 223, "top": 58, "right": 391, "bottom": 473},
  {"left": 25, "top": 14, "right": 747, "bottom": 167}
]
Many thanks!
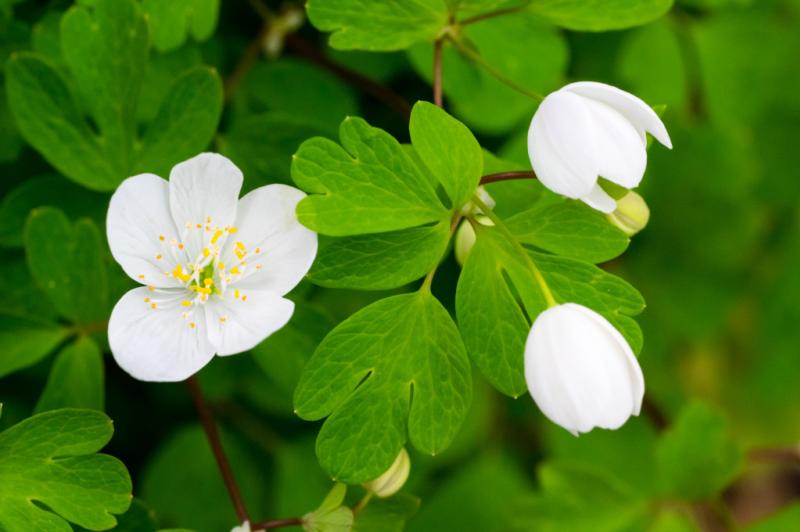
[
  {"left": 230, "top": 521, "right": 251, "bottom": 532},
  {"left": 527, "top": 81, "right": 672, "bottom": 213},
  {"left": 363, "top": 448, "right": 411, "bottom": 498},
  {"left": 524, "top": 303, "right": 644, "bottom": 435},
  {"left": 107, "top": 153, "right": 317, "bottom": 382}
]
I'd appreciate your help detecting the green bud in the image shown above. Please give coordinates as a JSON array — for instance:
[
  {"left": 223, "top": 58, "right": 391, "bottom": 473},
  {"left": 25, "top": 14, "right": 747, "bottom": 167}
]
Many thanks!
[
  {"left": 607, "top": 191, "right": 650, "bottom": 236},
  {"left": 363, "top": 448, "right": 410, "bottom": 498},
  {"left": 455, "top": 216, "right": 493, "bottom": 266}
]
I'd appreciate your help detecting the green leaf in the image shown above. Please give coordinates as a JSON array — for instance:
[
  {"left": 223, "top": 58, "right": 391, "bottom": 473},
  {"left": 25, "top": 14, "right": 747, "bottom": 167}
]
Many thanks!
[
  {"left": 292, "top": 116, "right": 449, "bottom": 236},
  {"left": 0, "top": 314, "right": 68, "bottom": 379},
  {"left": 456, "top": 224, "right": 644, "bottom": 397},
  {"left": 531, "top": 0, "right": 674, "bottom": 31},
  {"left": 304, "top": 483, "right": 354, "bottom": 532},
  {"left": 0, "top": 255, "right": 59, "bottom": 322},
  {"left": 24, "top": 207, "right": 108, "bottom": 325},
  {"left": 505, "top": 201, "right": 630, "bottom": 263},
  {"left": 35, "top": 336, "right": 104, "bottom": 413},
  {"left": 407, "top": 13, "right": 567, "bottom": 133},
  {"left": 142, "top": 0, "right": 219, "bottom": 52},
  {"left": 352, "top": 493, "right": 420, "bottom": 532},
  {"left": 0, "top": 175, "right": 107, "bottom": 248},
  {"left": 0, "top": 409, "right": 132, "bottom": 531},
  {"left": 409, "top": 101, "right": 483, "bottom": 209},
  {"left": 294, "top": 291, "right": 472, "bottom": 483},
  {"left": 308, "top": 221, "right": 451, "bottom": 290},
  {"left": 307, "top": 0, "right": 449, "bottom": 51},
  {"left": 5, "top": 0, "right": 222, "bottom": 191},
  {"left": 655, "top": 402, "right": 742, "bottom": 500},
  {"left": 748, "top": 503, "right": 800, "bottom": 532}
]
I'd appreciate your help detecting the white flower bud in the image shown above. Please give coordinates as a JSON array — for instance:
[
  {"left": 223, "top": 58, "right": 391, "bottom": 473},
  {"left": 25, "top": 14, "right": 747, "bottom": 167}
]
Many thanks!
[
  {"left": 527, "top": 81, "right": 671, "bottom": 213},
  {"left": 607, "top": 190, "right": 650, "bottom": 236},
  {"left": 524, "top": 303, "right": 644, "bottom": 435},
  {"left": 230, "top": 521, "right": 250, "bottom": 532},
  {"left": 363, "top": 448, "right": 410, "bottom": 498},
  {"left": 454, "top": 215, "right": 493, "bottom": 266}
]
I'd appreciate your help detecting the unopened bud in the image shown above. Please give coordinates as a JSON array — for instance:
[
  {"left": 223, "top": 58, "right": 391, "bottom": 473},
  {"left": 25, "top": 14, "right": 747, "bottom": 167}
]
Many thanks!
[
  {"left": 460, "top": 186, "right": 495, "bottom": 216},
  {"left": 607, "top": 191, "right": 650, "bottom": 236},
  {"left": 455, "top": 216, "right": 493, "bottom": 266},
  {"left": 363, "top": 448, "right": 410, "bottom": 498}
]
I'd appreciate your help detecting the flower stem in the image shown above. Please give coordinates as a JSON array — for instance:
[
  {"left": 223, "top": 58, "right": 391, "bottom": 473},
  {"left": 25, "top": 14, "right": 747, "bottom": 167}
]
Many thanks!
[
  {"left": 458, "top": 4, "right": 530, "bottom": 26},
  {"left": 186, "top": 376, "right": 249, "bottom": 523},
  {"left": 470, "top": 194, "right": 557, "bottom": 307},
  {"left": 480, "top": 171, "right": 538, "bottom": 185},
  {"left": 433, "top": 38, "right": 444, "bottom": 107},
  {"left": 448, "top": 37, "right": 543, "bottom": 102},
  {"left": 353, "top": 491, "right": 374, "bottom": 517}
]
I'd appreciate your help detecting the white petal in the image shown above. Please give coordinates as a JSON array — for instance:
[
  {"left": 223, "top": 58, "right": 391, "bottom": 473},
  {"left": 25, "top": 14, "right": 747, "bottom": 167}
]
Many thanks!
[
  {"left": 563, "top": 81, "right": 672, "bottom": 149},
  {"left": 581, "top": 184, "right": 617, "bottom": 213},
  {"left": 108, "top": 287, "right": 215, "bottom": 382},
  {"left": 528, "top": 91, "right": 598, "bottom": 198},
  {"left": 204, "top": 289, "right": 295, "bottom": 356},
  {"left": 524, "top": 303, "right": 643, "bottom": 435},
  {"left": 581, "top": 96, "right": 647, "bottom": 189},
  {"left": 219, "top": 184, "right": 317, "bottom": 295},
  {"left": 169, "top": 153, "right": 243, "bottom": 261},
  {"left": 107, "top": 174, "right": 184, "bottom": 288}
]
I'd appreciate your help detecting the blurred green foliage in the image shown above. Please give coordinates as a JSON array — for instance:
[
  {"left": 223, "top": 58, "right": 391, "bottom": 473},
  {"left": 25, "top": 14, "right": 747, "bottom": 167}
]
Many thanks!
[{"left": 1, "top": 0, "right": 799, "bottom": 531}]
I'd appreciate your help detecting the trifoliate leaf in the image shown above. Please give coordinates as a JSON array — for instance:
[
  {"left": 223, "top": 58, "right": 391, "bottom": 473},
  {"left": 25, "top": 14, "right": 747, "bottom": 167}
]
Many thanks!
[
  {"left": 308, "top": 221, "right": 451, "bottom": 289},
  {"left": 294, "top": 291, "right": 472, "bottom": 483},
  {"left": 292, "top": 115, "right": 449, "bottom": 236},
  {"left": 142, "top": 0, "right": 219, "bottom": 52},
  {"left": 35, "top": 336, "right": 105, "bottom": 413},
  {"left": 0, "top": 409, "right": 132, "bottom": 531},
  {"left": 5, "top": 0, "right": 222, "bottom": 191},
  {"left": 24, "top": 207, "right": 108, "bottom": 325},
  {"left": 306, "top": 0, "right": 449, "bottom": 51},
  {"left": 655, "top": 403, "right": 742, "bottom": 499},
  {"left": 409, "top": 101, "right": 483, "bottom": 209},
  {"left": 0, "top": 314, "right": 68, "bottom": 379},
  {"left": 531, "top": 0, "right": 674, "bottom": 31},
  {"left": 456, "top": 224, "right": 644, "bottom": 397},
  {"left": 505, "top": 201, "right": 630, "bottom": 263}
]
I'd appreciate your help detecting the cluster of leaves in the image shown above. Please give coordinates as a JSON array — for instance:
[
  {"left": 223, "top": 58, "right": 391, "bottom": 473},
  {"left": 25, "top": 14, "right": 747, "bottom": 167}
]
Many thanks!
[{"left": 2, "top": 0, "right": 800, "bottom": 531}]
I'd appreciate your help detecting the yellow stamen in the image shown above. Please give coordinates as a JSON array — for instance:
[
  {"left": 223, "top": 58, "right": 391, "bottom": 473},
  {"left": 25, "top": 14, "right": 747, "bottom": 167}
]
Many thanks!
[
  {"left": 202, "top": 247, "right": 210, "bottom": 258},
  {"left": 189, "top": 322, "right": 196, "bottom": 329},
  {"left": 150, "top": 303, "right": 157, "bottom": 309},
  {"left": 241, "top": 295, "right": 248, "bottom": 302},
  {"left": 218, "top": 261, "right": 226, "bottom": 270},
  {"left": 219, "top": 316, "right": 227, "bottom": 323},
  {"left": 234, "top": 289, "right": 240, "bottom": 299},
  {"left": 159, "top": 235, "right": 165, "bottom": 241},
  {"left": 137, "top": 274, "right": 145, "bottom": 280},
  {"left": 144, "top": 297, "right": 150, "bottom": 303},
  {"left": 172, "top": 265, "right": 192, "bottom": 282},
  {"left": 148, "top": 286, "right": 155, "bottom": 292},
  {"left": 211, "top": 229, "right": 224, "bottom": 244},
  {"left": 229, "top": 266, "right": 241, "bottom": 275},
  {"left": 203, "top": 278, "right": 214, "bottom": 286},
  {"left": 181, "top": 300, "right": 192, "bottom": 307},
  {"left": 156, "top": 254, "right": 162, "bottom": 260},
  {"left": 227, "top": 226, "right": 238, "bottom": 234}
]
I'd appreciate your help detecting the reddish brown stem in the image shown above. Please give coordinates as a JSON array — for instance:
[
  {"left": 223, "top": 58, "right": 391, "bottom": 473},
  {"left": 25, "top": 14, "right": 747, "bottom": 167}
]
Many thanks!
[
  {"left": 186, "top": 376, "right": 250, "bottom": 523},
  {"left": 459, "top": 4, "right": 529, "bottom": 26},
  {"left": 433, "top": 39, "right": 444, "bottom": 107},
  {"left": 252, "top": 517, "right": 304, "bottom": 530},
  {"left": 284, "top": 34, "right": 411, "bottom": 119},
  {"left": 224, "top": 23, "right": 270, "bottom": 102},
  {"left": 479, "top": 171, "right": 538, "bottom": 185}
]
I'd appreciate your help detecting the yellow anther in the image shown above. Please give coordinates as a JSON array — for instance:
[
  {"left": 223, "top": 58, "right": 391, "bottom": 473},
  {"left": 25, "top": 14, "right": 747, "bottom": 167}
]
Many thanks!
[
  {"left": 203, "top": 278, "right": 214, "bottom": 286},
  {"left": 211, "top": 229, "right": 224, "bottom": 244},
  {"left": 148, "top": 286, "right": 155, "bottom": 291},
  {"left": 156, "top": 254, "right": 162, "bottom": 260},
  {"left": 197, "top": 286, "right": 212, "bottom": 295},
  {"left": 172, "top": 265, "right": 192, "bottom": 282},
  {"left": 150, "top": 303, "right": 157, "bottom": 310},
  {"left": 189, "top": 322, "right": 196, "bottom": 329},
  {"left": 229, "top": 266, "right": 241, "bottom": 275},
  {"left": 144, "top": 297, "right": 150, "bottom": 303},
  {"left": 218, "top": 261, "right": 226, "bottom": 270},
  {"left": 138, "top": 274, "right": 145, "bottom": 280},
  {"left": 255, "top": 264, "right": 263, "bottom": 270},
  {"left": 159, "top": 235, "right": 165, "bottom": 241},
  {"left": 206, "top": 216, "right": 212, "bottom": 223},
  {"left": 227, "top": 226, "right": 238, "bottom": 234},
  {"left": 241, "top": 295, "right": 248, "bottom": 302},
  {"left": 234, "top": 289, "right": 240, "bottom": 299},
  {"left": 196, "top": 223, "right": 202, "bottom": 229},
  {"left": 202, "top": 247, "right": 210, "bottom": 258},
  {"left": 235, "top": 241, "right": 245, "bottom": 249},
  {"left": 219, "top": 316, "right": 227, "bottom": 323},
  {"left": 255, "top": 247, "right": 261, "bottom": 254},
  {"left": 178, "top": 243, "right": 185, "bottom": 250},
  {"left": 181, "top": 300, "right": 192, "bottom": 307},
  {"left": 235, "top": 250, "right": 246, "bottom": 260}
]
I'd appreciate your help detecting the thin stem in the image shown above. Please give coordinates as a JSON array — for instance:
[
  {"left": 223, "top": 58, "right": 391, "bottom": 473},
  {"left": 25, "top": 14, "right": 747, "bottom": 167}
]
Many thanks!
[
  {"left": 186, "top": 376, "right": 250, "bottom": 523},
  {"left": 448, "top": 37, "right": 543, "bottom": 102},
  {"left": 471, "top": 194, "right": 557, "bottom": 307},
  {"left": 459, "top": 4, "right": 529, "bottom": 26},
  {"left": 433, "top": 38, "right": 444, "bottom": 107},
  {"left": 251, "top": 517, "right": 304, "bottom": 530},
  {"left": 480, "top": 171, "right": 537, "bottom": 185},
  {"left": 224, "top": 22, "right": 270, "bottom": 102},
  {"left": 353, "top": 491, "right": 374, "bottom": 517}
]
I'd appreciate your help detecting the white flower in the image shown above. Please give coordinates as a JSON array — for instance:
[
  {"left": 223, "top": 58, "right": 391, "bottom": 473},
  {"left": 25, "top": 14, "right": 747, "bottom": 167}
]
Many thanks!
[
  {"left": 231, "top": 521, "right": 251, "bottom": 532},
  {"left": 527, "top": 81, "right": 672, "bottom": 213},
  {"left": 524, "top": 303, "right": 644, "bottom": 435},
  {"left": 363, "top": 448, "right": 410, "bottom": 498},
  {"left": 107, "top": 153, "right": 317, "bottom": 382}
]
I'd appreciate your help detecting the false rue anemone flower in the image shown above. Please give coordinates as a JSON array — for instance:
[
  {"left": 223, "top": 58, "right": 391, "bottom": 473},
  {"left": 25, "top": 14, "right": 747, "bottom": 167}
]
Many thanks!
[
  {"left": 106, "top": 153, "right": 317, "bottom": 382},
  {"left": 527, "top": 81, "right": 672, "bottom": 213},
  {"left": 524, "top": 303, "right": 645, "bottom": 435}
]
